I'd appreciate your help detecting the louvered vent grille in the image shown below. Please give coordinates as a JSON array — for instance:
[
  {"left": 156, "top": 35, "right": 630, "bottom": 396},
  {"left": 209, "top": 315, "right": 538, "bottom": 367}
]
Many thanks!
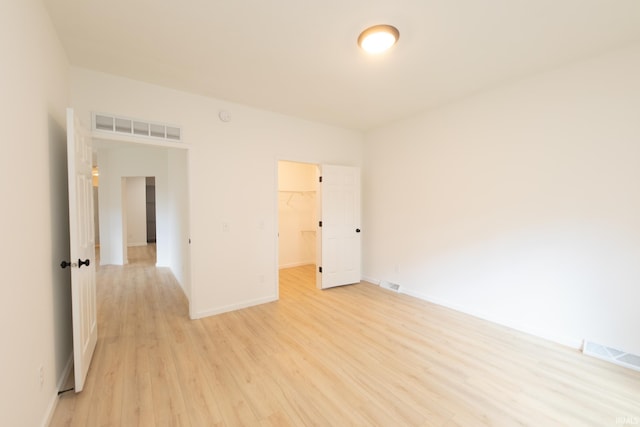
[
  {"left": 93, "top": 113, "right": 182, "bottom": 142},
  {"left": 583, "top": 341, "right": 640, "bottom": 372},
  {"left": 379, "top": 280, "right": 401, "bottom": 292}
]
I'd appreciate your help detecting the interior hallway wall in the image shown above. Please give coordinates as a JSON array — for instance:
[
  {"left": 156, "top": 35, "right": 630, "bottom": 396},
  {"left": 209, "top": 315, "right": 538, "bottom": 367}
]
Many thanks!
[
  {"left": 166, "top": 148, "right": 190, "bottom": 294},
  {"left": 125, "top": 176, "right": 147, "bottom": 247}
]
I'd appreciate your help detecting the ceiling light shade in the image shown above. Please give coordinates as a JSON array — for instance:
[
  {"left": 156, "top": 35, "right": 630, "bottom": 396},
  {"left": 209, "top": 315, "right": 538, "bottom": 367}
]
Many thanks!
[{"left": 358, "top": 24, "right": 399, "bottom": 54}]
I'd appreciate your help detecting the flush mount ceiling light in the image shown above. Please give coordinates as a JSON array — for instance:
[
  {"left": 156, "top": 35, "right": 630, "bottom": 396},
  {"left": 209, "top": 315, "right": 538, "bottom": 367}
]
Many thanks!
[{"left": 358, "top": 24, "right": 399, "bottom": 54}]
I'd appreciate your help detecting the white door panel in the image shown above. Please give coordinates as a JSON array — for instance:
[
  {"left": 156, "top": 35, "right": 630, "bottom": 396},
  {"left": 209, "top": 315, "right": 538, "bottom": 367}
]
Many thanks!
[
  {"left": 319, "top": 165, "right": 361, "bottom": 289},
  {"left": 66, "top": 108, "right": 97, "bottom": 392}
]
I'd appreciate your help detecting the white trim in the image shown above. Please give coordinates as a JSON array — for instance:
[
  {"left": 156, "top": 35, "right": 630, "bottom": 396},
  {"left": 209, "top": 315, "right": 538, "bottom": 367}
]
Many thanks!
[
  {"left": 273, "top": 156, "right": 280, "bottom": 303},
  {"left": 92, "top": 133, "right": 189, "bottom": 150},
  {"left": 191, "top": 295, "right": 278, "bottom": 319},
  {"left": 42, "top": 391, "right": 58, "bottom": 426},
  {"left": 582, "top": 340, "right": 640, "bottom": 372},
  {"left": 361, "top": 275, "right": 380, "bottom": 285},
  {"left": 41, "top": 353, "right": 73, "bottom": 427},
  {"left": 58, "top": 353, "right": 74, "bottom": 391}
]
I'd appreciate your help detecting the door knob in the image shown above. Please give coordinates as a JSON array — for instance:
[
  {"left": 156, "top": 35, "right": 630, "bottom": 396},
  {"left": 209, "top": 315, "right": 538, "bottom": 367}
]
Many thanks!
[
  {"left": 62, "top": 259, "right": 90, "bottom": 268},
  {"left": 356, "top": 228, "right": 361, "bottom": 233}
]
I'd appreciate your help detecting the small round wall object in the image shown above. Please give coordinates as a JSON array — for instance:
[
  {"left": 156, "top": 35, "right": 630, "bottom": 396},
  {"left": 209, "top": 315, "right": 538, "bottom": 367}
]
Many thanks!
[{"left": 218, "top": 110, "right": 231, "bottom": 122}]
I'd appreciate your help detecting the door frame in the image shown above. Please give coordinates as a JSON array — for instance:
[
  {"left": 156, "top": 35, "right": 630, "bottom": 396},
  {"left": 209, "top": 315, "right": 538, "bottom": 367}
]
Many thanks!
[{"left": 275, "top": 158, "right": 321, "bottom": 297}]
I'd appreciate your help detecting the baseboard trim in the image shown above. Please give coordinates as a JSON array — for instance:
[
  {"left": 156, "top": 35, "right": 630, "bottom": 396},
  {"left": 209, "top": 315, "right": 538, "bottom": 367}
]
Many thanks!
[
  {"left": 192, "top": 295, "right": 278, "bottom": 320},
  {"left": 42, "top": 353, "right": 73, "bottom": 427},
  {"left": 361, "top": 275, "right": 380, "bottom": 285},
  {"left": 583, "top": 340, "right": 640, "bottom": 372},
  {"left": 58, "top": 353, "right": 74, "bottom": 391}
]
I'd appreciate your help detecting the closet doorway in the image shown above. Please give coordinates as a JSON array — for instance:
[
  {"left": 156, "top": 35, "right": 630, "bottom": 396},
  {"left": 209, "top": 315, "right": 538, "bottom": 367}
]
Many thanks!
[{"left": 278, "top": 161, "right": 319, "bottom": 287}]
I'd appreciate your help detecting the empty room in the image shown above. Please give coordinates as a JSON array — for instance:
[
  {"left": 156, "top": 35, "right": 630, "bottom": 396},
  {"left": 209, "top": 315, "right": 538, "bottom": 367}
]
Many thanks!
[{"left": 2, "top": 0, "right": 640, "bottom": 426}]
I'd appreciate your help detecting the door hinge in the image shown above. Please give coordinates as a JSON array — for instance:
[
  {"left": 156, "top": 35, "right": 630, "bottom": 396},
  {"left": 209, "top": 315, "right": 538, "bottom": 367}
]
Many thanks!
[
  {"left": 319, "top": 266, "right": 323, "bottom": 273},
  {"left": 318, "top": 221, "right": 322, "bottom": 227},
  {"left": 319, "top": 176, "right": 323, "bottom": 183}
]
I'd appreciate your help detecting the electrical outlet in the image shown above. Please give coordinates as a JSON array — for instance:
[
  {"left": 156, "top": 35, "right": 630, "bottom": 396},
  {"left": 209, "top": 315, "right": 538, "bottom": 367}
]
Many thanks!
[{"left": 39, "top": 365, "right": 44, "bottom": 389}]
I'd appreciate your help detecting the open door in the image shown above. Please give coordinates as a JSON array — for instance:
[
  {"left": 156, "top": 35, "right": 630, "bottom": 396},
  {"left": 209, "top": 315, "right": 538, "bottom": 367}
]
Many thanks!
[
  {"left": 65, "top": 108, "right": 97, "bottom": 392},
  {"left": 318, "top": 164, "right": 361, "bottom": 289}
]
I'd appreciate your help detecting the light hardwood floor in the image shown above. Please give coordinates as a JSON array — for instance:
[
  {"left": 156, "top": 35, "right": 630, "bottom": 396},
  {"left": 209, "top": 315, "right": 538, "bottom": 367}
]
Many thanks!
[{"left": 50, "top": 247, "right": 640, "bottom": 426}]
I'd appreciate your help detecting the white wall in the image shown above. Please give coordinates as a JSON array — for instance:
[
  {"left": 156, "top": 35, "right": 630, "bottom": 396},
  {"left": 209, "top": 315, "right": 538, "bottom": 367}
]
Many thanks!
[
  {"left": 71, "top": 68, "right": 363, "bottom": 318},
  {"left": 278, "top": 161, "right": 318, "bottom": 268},
  {"left": 364, "top": 43, "right": 640, "bottom": 355},
  {"left": 125, "top": 176, "right": 148, "bottom": 247},
  {"left": 0, "top": 1, "right": 72, "bottom": 426},
  {"left": 166, "top": 148, "right": 190, "bottom": 292}
]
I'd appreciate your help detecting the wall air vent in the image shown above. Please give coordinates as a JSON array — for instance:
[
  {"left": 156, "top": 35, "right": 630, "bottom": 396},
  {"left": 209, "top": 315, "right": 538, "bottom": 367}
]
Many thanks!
[
  {"left": 379, "top": 280, "right": 401, "bottom": 293},
  {"left": 583, "top": 341, "right": 640, "bottom": 372},
  {"left": 92, "top": 113, "right": 182, "bottom": 143}
]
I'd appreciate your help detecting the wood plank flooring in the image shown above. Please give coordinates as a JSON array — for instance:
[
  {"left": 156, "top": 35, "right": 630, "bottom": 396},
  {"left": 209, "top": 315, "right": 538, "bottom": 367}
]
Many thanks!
[{"left": 50, "top": 247, "right": 640, "bottom": 426}]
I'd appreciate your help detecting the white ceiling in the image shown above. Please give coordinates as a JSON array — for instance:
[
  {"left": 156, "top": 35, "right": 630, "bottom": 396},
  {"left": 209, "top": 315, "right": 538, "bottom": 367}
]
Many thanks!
[{"left": 44, "top": 0, "right": 640, "bottom": 131}]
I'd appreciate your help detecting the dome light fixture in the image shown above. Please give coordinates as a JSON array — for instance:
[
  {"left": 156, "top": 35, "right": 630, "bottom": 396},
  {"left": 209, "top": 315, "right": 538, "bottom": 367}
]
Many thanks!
[{"left": 358, "top": 24, "right": 399, "bottom": 54}]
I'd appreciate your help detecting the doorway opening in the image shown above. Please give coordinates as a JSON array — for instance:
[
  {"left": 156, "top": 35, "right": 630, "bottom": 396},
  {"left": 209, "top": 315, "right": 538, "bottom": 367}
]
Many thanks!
[
  {"left": 94, "top": 141, "right": 191, "bottom": 313},
  {"left": 277, "top": 161, "right": 320, "bottom": 290},
  {"left": 123, "top": 176, "right": 157, "bottom": 265}
]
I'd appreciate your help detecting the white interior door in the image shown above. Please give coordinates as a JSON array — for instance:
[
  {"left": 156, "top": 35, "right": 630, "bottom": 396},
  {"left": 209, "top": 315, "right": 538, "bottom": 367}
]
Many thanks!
[
  {"left": 318, "top": 164, "right": 361, "bottom": 289},
  {"left": 66, "top": 108, "right": 97, "bottom": 392}
]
